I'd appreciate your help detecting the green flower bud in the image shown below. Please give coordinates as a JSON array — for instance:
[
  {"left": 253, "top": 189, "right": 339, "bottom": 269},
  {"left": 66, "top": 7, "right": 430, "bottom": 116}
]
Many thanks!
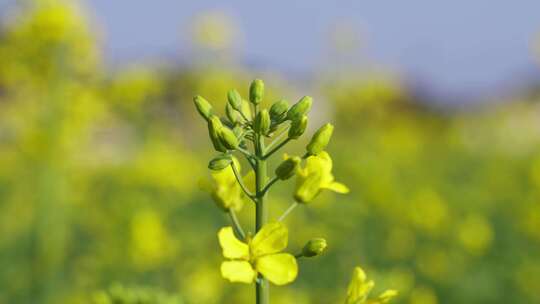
[
  {"left": 227, "top": 89, "right": 243, "bottom": 111},
  {"left": 208, "top": 115, "right": 227, "bottom": 152},
  {"left": 218, "top": 126, "right": 239, "bottom": 150},
  {"left": 240, "top": 99, "right": 252, "bottom": 120},
  {"left": 288, "top": 115, "right": 308, "bottom": 139},
  {"left": 269, "top": 99, "right": 289, "bottom": 122},
  {"left": 301, "top": 238, "right": 327, "bottom": 257},
  {"left": 254, "top": 109, "right": 271, "bottom": 135},
  {"left": 208, "top": 154, "right": 232, "bottom": 171},
  {"left": 194, "top": 95, "right": 213, "bottom": 121},
  {"left": 249, "top": 79, "right": 264, "bottom": 105},
  {"left": 286, "top": 96, "right": 312, "bottom": 121},
  {"left": 306, "top": 123, "right": 334, "bottom": 155},
  {"left": 275, "top": 156, "right": 301, "bottom": 180},
  {"left": 226, "top": 103, "right": 239, "bottom": 124}
]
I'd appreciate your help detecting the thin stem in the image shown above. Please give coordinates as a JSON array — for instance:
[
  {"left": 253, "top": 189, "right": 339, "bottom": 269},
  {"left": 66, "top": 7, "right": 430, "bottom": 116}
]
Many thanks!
[
  {"left": 238, "top": 111, "right": 250, "bottom": 123},
  {"left": 266, "top": 124, "right": 289, "bottom": 150},
  {"left": 237, "top": 147, "right": 256, "bottom": 168},
  {"left": 228, "top": 210, "right": 246, "bottom": 240},
  {"left": 254, "top": 114, "right": 269, "bottom": 304},
  {"left": 262, "top": 176, "right": 279, "bottom": 196},
  {"left": 294, "top": 252, "right": 304, "bottom": 259},
  {"left": 278, "top": 202, "right": 299, "bottom": 222},
  {"left": 263, "top": 137, "right": 291, "bottom": 160},
  {"left": 230, "top": 162, "right": 255, "bottom": 201}
]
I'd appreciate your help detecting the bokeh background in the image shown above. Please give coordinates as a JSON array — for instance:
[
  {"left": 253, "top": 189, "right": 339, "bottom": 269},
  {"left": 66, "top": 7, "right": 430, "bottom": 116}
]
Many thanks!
[{"left": 1, "top": 0, "right": 540, "bottom": 303}]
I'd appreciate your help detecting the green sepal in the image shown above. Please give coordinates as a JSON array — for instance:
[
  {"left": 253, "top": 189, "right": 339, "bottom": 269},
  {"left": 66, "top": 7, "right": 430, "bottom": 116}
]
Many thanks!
[
  {"left": 306, "top": 123, "right": 334, "bottom": 155},
  {"left": 254, "top": 109, "right": 271, "bottom": 135},
  {"left": 249, "top": 79, "right": 264, "bottom": 105},
  {"left": 275, "top": 156, "right": 301, "bottom": 180},
  {"left": 226, "top": 103, "right": 239, "bottom": 124},
  {"left": 194, "top": 95, "right": 213, "bottom": 121},
  {"left": 208, "top": 154, "right": 233, "bottom": 171},
  {"left": 288, "top": 115, "right": 308, "bottom": 139},
  {"left": 208, "top": 115, "right": 227, "bottom": 152},
  {"left": 269, "top": 99, "right": 289, "bottom": 122},
  {"left": 219, "top": 126, "right": 239, "bottom": 150},
  {"left": 286, "top": 96, "right": 312, "bottom": 121},
  {"left": 227, "top": 89, "right": 243, "bottom": 111},
  {"left": 301, "top": 238, "right": 327, "bottom": 257}
]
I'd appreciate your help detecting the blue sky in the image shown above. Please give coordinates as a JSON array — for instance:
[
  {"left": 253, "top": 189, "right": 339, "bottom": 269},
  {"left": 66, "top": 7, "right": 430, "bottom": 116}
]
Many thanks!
[{"left": 11, "top": 1, "right": 540, "bottom": 100}]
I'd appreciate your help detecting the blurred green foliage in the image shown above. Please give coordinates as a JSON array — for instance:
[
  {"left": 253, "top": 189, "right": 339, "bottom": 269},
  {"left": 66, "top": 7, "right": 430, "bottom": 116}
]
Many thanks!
[{"left": 0, "top": 1, "right": 539, "bottom": 304}]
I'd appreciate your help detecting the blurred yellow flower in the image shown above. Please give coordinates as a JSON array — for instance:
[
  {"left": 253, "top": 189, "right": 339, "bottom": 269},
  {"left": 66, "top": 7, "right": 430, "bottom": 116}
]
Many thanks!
[
  {"left": 457, "top": 214, "right": 493, "bottom": 256},
  {"left": 130, "top": 209, "right": 171, "bottom": 267},
  {"left": 294, "top": 151, "right": 349, "bottom": 203},
  {"left": 409, "top": 286, "right": 438, "bottom": 304},
  {"left": 218, "top": 222, "right": 298, "bottom": 285},
  {"left": 345, "top": 266, "right": 398, "bottom": 304}
]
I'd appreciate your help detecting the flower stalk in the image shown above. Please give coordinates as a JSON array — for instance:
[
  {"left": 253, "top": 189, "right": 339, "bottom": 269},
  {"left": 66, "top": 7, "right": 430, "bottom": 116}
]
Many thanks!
[{"left": 195, "top": 79, "right": 395, "bottom": 304}]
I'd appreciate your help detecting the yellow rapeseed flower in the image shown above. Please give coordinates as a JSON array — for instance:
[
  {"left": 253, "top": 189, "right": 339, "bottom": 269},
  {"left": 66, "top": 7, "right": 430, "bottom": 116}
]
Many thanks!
[
  {"left": 218, "top": 222, "right": 298, "bottom": 285},
  {"left": 294, "top": 151, "right": 349, "bottom": 203},
  {"left": 345, "top": 267, "right": 398, "bottom": 304}
]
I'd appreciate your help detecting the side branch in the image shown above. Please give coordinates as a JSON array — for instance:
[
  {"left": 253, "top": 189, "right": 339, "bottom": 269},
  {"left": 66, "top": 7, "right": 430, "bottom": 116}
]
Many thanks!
[
  {"left": 262, "top": 176, "right": 279, "bottom": 196},
  {"left": 231, "top": 161, "right": 256, "bottom": 201},
  {"left": 228, "top": 210, "right": 246, "bottom": 240},
  {"left": 263, "top": 138, "right": 291, "bottom": 160}
]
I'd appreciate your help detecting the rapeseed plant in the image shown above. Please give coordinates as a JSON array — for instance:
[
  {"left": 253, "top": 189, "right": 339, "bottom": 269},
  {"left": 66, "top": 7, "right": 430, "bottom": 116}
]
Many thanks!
[{"left": 195, "top": 79, "right": 397, "bottom": 304}]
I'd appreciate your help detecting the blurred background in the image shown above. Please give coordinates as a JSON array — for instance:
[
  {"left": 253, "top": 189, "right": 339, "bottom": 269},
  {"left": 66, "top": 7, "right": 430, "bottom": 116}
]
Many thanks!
[{"left": 1, "top": 0, "right": 540, "bottom": 303}]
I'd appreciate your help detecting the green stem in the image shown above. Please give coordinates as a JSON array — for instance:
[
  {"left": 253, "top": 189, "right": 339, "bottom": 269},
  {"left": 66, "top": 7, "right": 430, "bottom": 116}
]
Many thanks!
[
  {"left": 262, "top": 176, "right": 279, "bottom": 196},
  {"left": 228, "top": 210, "right": 246, "bottom": 240},
  {"left": 231, "top": 162, "right": 255, "bottom": 201},
  {"left": 278, "top": 202, "right": 299, "bottom": 222},
  {"left": 267, "top": 124, "right": 289, "bottom": 150},
  {"left": 263, "top": 137, "right": 291, "bottom": 160},
  {"left": 255, "top": 128, "right": 269, "bottom": 304}
]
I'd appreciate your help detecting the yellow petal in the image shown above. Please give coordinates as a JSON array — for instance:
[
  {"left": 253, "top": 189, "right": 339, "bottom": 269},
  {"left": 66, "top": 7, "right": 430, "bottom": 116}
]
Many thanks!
[
  {"left": 294, "top": 173, "right": 322, "bottom": 203},
  {"left": 377, "top": 290, "right": 398, "bottom": 303},
  {"left": 221, "top": 261, "right": 256, "bottom": 284},
  {"left": 212, "top": 183, "right": 243, "bottom": 211},
  {"left": 218, "top": 227, "right": 249, "bottom": 259},
  {"left": 324, "top": 181, "right": 350, "bottom": 194},
  {"left": 250, "top": 222, "right": 288, "bottom": 257},
  {"left": 346, "top": 267, "right": 374, "bottom": 304},
  {"left": 255, "top": 253, "right": 298, "bottom": 286},
  {"left": 211, "top": 165, "right": 236, "bottom": 185}
]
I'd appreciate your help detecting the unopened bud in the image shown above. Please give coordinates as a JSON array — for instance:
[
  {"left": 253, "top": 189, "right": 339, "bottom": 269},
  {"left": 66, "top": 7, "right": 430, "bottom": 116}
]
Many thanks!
[
  {"left": 227, "top": 89, "right": 243, "bottom": 111},
  {"left": 286, "top": 96, "right": 312, "bottom": 121},
  {"left": 306, "top": 123, "right": 334, "bottom": 155},
  {"left": 275, "top": 156, "right": 301, "bottom": 180},
  {"left": 269, "top": 99, "right": 289, "bottom": 122},
  {"left": 218, "top": 126, "right": 239, "bottom": 150},
  {"left": 194, "top": 95, "right": 213, "bottom": 120},
  {"left": 208, "top": 115, "right": 227, "bottom": 152},
  {"left": 301, "top": 238, "right": 327, "bottom": 257},
  {"left": 226, "top": 103, "right": 239, "bottom": 124},
  {"left": 208, "top": 154, "right": 232, "bottom": 171},
  {"left": 254, "top": 109, "right": 271, "bottom": 135},
  {"left": 240, "top": 100, "right": 252, "bottom": 120},
  {"left": 288, "top": 115, "right": 308, "bottom": 139},
  {"left": 249, "top": 79, "right": 264, "bottom": 105}
]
